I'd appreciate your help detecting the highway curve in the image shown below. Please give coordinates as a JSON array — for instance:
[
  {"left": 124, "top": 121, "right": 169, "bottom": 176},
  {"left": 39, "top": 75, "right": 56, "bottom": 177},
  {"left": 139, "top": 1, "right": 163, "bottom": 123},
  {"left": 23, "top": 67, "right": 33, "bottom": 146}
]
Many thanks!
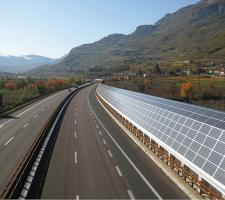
[
  {"left": 41, "top": 84, "right": 188, "bottom": 199},
  {"left": 0, "top": 89, "right": 70, "bottom": 192}
]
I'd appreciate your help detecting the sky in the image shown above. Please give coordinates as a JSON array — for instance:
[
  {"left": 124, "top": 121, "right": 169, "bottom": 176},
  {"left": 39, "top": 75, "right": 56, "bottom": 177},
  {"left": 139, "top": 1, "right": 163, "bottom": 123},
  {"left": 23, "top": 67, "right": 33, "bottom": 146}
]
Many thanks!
[{"left": 0, "top": 0, "right": 199, "bottom": 58}]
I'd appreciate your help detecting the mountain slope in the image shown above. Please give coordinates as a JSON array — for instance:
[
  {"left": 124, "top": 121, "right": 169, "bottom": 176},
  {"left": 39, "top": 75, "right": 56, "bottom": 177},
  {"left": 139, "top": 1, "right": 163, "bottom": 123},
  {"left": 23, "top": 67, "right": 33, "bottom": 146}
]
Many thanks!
[
  {"left": 29, "top": 0, "right": 225, "bottom": 75},
  {"left": 0, "top": 54, "right": 57, "bottom": 73}
]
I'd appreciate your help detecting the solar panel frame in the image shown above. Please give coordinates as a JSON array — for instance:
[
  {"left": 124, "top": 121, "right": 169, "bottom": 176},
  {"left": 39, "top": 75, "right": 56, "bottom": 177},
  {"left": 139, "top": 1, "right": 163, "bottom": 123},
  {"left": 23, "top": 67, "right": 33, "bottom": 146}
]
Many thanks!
[{"left": 97, "top": 84, "right": 225, "bottom": 195}]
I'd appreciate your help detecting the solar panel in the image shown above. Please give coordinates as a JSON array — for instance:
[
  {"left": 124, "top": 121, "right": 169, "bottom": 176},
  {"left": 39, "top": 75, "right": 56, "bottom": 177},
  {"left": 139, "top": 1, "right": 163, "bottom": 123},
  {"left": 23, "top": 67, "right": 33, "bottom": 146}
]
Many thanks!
[
  {"left": 97, "top": 84, "right": 225, "bottom": 194},
  {"left": 214, "top": 169, "right": 225, "bottom": 185},
  {"left": 220, "top": 159, "right": 225, "bottom": 170},
  {"left": 203, "top": 137, "right": 217, "bottom": 149},
  {"left": 203, "top": 161, "right": 217, "bottom": 176}
]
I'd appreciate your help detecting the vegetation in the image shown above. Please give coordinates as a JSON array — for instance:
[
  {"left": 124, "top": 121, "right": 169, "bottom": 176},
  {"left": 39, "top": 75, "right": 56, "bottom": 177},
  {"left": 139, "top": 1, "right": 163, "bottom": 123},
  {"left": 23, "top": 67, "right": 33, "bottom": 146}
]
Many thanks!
[
  {"left": 0, "top": 77, "right": 70, "bottom": 113},
  {"left": 105, "top": 75, "right": 225, "bottom": 112}
]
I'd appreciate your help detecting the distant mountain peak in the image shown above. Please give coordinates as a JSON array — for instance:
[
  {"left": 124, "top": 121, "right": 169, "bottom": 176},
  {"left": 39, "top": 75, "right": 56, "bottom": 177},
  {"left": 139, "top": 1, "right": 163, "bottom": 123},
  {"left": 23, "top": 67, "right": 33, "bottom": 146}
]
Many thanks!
[
  {"left": 132, "top": 25, "right": 154, "bottom": 35},
  {"left": 28, "top": 0, "right": 225, "bottom": 76},
  {"left": 0, "top": 54, "right": 59, "bottom": 73}
]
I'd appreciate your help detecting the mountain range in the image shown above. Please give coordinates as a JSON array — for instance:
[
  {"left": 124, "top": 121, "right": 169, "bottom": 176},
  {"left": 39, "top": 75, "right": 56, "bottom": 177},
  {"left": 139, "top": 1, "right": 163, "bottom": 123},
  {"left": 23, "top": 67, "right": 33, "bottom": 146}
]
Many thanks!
[
  {"left": 28, "top": 0, "right": 225, "bottom": 76},
  {"left": 0, "top": 54, "right": 60, "bottom": 73}
]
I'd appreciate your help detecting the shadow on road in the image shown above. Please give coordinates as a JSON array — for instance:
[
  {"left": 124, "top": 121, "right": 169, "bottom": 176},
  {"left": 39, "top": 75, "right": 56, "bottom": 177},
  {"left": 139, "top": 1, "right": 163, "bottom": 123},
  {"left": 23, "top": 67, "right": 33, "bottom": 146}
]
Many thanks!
[{"left": 0, "top": 115, "right": 18, "bottom": 119}]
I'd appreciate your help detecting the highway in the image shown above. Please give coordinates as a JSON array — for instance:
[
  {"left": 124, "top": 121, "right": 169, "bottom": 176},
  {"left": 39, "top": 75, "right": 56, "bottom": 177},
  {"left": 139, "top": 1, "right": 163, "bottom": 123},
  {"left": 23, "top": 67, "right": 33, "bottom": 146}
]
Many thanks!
[
  {"left": 0, "top": 89, "right": 70, "bottom": 192},
  {"left": 41, "top": 84, "right": 188, "bottom": 199}
]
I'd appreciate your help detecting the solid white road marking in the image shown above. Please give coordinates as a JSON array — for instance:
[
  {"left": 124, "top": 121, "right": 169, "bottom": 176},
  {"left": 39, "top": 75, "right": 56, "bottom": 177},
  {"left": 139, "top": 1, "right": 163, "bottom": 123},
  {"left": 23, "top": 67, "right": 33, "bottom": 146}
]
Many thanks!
[
  {"left": 87, "top": 96, "right": 163, "bottom": 200},
  {"left": 0, "top": 91, "right": 64, "bottom": 128},
  {"left": 76, "top": 195, "right": 79, "bottom": 200},
  {"left": 108, "top": 150, "right": 113, "bottom": 158},
  {"left": 103, "top": 139, "right": 106, "bottom": 145},
  {"left": 16, "top": 92, "right": 63, "bottom": 118},
  {"left": 0, "top": 125, "right": 4, "bottom": 129},
  {"left": 4, "top": 137, "right": 14, "bottom": 146},
  {"left": 0, "top": 119, "right": 13, "bottom": 129},
  {"left": 23, "top": 123, "right": 29, "bottom": 128},
  {"left": 74, "top": 131, "right": 77, "bottom": 139},
  {"left": 75, "top": 151, "right": 77, "bottom": 164},
  {"left": 127, "top": 190, "right": 135, "bottom": 200},
  {"left": 115, "top": 166, "right": 123, "bottom": 176}
]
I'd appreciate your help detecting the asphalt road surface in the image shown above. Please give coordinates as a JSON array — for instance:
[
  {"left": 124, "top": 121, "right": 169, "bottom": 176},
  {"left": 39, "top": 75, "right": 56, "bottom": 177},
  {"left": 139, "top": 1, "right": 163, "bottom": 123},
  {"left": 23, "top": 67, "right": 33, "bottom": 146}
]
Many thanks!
[
  {"left": 42, "top": 84, "right": 188, "bottom": 199},
  {"left": 0, "top": 89, "right": 70, "bottom": 192}
]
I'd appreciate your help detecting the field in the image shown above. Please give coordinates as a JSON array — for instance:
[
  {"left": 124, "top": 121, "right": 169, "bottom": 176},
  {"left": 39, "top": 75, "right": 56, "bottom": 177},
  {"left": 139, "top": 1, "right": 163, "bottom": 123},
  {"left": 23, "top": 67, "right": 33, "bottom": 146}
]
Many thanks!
[{"left": 105, "top": 76, "right": 225, "bottom": 112}]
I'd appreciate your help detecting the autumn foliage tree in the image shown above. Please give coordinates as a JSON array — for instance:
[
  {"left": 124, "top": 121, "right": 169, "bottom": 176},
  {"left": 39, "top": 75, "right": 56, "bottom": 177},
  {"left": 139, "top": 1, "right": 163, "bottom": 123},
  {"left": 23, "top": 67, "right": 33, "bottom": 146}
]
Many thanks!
[
  {"left": 45, "top": 79, "right": 69, "bottom": 91},
  {"left": 180, "top": 82, "right": 194, "bottom": 100},
  {"left": 4, "top": 80, "right": 17, "bottom": 90}
]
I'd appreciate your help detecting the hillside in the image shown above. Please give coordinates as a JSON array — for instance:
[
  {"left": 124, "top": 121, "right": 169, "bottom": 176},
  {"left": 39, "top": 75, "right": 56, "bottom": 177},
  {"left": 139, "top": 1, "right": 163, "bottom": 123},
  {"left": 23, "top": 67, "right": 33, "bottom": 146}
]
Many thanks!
[
  {"left": 28, "top": 0, "right": 225, "bottom": 76},
  {"left": 0, "top": 54, "right": 58, "bottom": 73}
]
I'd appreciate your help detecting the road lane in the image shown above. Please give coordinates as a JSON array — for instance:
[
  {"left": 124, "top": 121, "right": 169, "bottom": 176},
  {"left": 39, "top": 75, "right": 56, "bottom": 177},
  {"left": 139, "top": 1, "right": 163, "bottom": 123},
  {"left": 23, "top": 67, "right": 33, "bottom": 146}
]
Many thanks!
[
  {"left": 42, "top": 85, "right": 188, "bottom": 199},
  {"left": 42, "top": 85, "right": 129, "bottom": 199},
  {"left": 0, "top": 89, "right": 70, "bottom": 192}
]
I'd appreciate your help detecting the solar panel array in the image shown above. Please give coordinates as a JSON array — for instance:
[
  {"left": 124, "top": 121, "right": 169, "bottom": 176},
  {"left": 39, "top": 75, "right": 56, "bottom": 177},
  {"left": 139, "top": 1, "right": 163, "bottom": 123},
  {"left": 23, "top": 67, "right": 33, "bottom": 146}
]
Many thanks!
[{"left": 97, "top": 84, "right": 225, "bottom": 192}]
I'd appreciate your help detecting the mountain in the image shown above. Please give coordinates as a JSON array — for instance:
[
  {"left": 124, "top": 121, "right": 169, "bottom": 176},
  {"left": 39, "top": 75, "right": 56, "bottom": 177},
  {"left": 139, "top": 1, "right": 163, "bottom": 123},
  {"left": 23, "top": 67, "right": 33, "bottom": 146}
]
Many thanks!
[
  {"left": 29, "top": 0, "right": 225, "bottom": 76},
  {"left": 0, "top": 54, "right": 58, "bottom": 73}
]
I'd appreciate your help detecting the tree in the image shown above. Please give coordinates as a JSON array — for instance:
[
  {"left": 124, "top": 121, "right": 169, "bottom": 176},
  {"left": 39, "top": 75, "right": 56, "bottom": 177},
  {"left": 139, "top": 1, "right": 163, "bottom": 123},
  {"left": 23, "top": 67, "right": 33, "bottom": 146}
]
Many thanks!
[
  {"left": 180, "top": 82, "right": 194, "bottom": 100},
  {"left": 5, "top": 80, "right": 17, "bottom": 90},
  {"left": 154, "top": 64, "right": 161, "bottom": 74},
  {"left": 16, "top": 79, "right": 27, "bottom": 90}
]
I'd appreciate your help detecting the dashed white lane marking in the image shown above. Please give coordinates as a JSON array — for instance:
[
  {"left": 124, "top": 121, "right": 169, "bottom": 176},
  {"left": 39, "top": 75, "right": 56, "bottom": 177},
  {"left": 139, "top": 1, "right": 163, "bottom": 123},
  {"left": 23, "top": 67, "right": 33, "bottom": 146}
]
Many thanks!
[
  {"left": 115, "top": 166, "right": 123, "bottom": 177},
  {"left": 108, "top": 150, "right": 113, "bottom": 158},
  {"left": 0, "top": 91, "right": 64, "bottom": 128},
  {"left": 75, "top": 120, "right": 77, "bottom": 125},
  {"left": 103, "top": 139, "right": 107, "bottom": 145},
  {"left": 75, "top": 151, "right": 78, "bottom": 164},
  {"left": 127, "top": 190, "right": 135, "bottom": 200},
  {"left": 75, "top": 112, "right": 77, "bottom": 116},
  {"left": 93, "top": 120, "right": 96, "bottom": 124},
  {"left": 99, "top": 131, "right": 102, "bottom": 136},
  {"left": 74, "top": 131, "right": 77, "bottom": 139},
  {"left": 96, "top": 125, "right": 99, "bottom": 129},
  {"left": 33, "top": 114, "right": 38, "bottom": 118},
  {"left": 23, "top": 123, "right": 29, "bottom": 128},
  {"left": 4, "top": 137, "right": 14, "bottom": 146},
  {"left": 76, "top": 195, "right": 79, "bottom": 200}
]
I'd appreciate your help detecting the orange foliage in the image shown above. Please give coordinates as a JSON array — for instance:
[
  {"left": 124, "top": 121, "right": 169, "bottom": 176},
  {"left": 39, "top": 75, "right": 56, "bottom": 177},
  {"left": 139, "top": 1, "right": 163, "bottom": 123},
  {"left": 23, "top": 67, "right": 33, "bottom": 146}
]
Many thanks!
[
  {"left": 45, "top": 79, "right": 69, "bottom": 91},
  {"left": 180, "top": 82, "right": 193, "bottom": 99},
  {"left": 26, "top": 83, "right": 37, "bottom": 90},
  {"left": 4, "top": 80, "right": 17, "bottom": 90}
]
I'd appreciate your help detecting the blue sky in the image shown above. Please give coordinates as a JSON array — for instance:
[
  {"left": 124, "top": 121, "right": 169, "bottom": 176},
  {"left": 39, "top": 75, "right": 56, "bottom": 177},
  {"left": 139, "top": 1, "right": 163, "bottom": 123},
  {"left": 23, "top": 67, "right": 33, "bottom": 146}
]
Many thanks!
[{"left": 0, "top": 0, "right": 198, "bottom": 58}]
